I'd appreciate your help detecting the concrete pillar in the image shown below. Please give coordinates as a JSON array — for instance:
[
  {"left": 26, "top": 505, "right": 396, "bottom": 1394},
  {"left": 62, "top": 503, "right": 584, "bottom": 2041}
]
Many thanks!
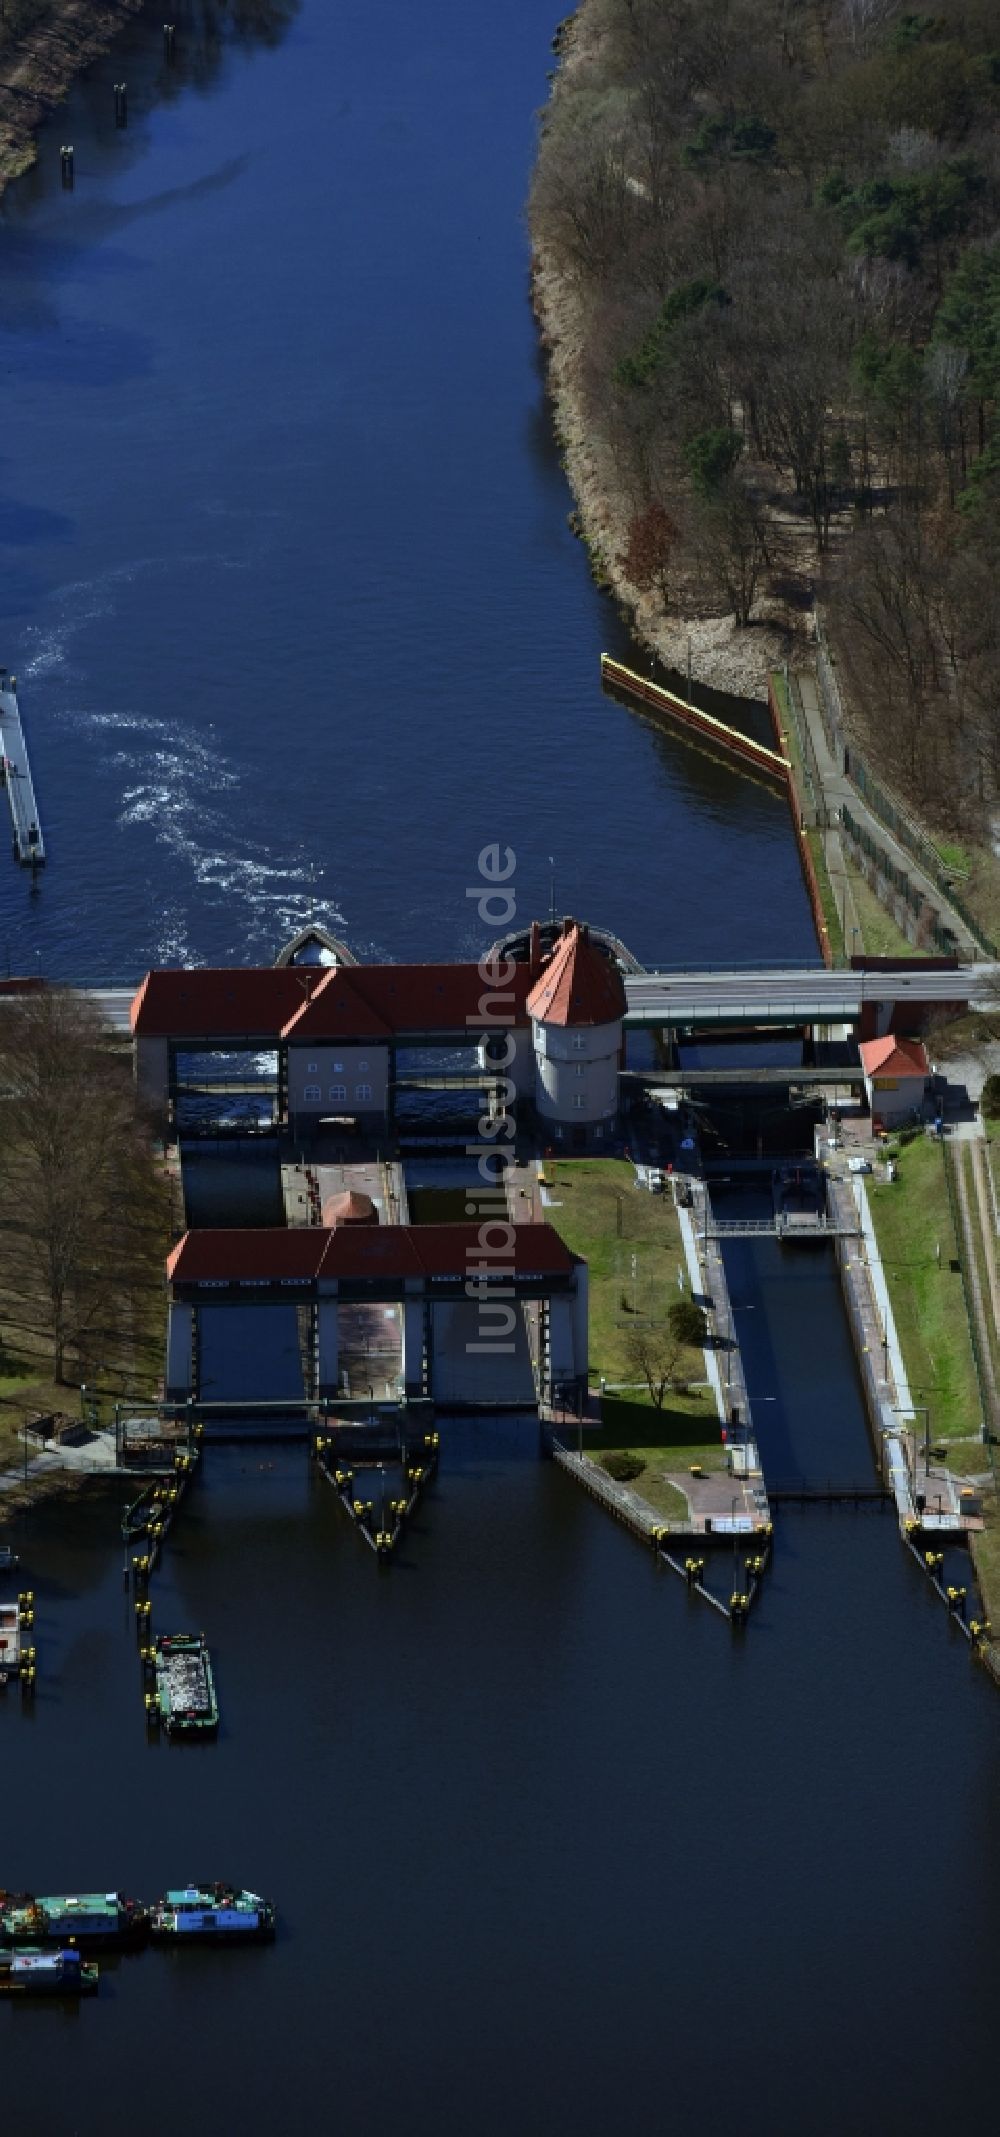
[
  {"left": 548, "top": 1296, "right": 576, "bottom": 1386},
  {"left": 571, "top": 1264, "right": 588, "bottom": 1382},
  {"left": 316, "top": 1296, "right": 339, "bottom": 1396},
  {"left": 134, "top": 1035, "right": 170, "bottom": 1121},
  {"left": 402, "top": 1292, "right": 425, "bottom": 1397},
  {"left": 165, "top": 1303, "right": 195, "bottom": 1396}
]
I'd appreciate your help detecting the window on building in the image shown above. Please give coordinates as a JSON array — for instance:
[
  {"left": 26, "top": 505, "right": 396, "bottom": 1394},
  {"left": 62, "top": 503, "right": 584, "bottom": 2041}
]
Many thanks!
[
  {"left": 303, "top": 1084, "right": 321, "bottom": 1103},
  {"left": 572, "top": 1034, "right": 586, "bottom": 1052},
  {"left": 355, "top": 1083, "right": 372, "bottom": 1103},
  {"left": 574, "top": 1064, "right": 585, "bottom": 1078},
  {"left": 307, "top": 1061, "right": 318, "bottom": 1074},
  {"left": 594, "top": 1124, "right": 604, "bottom": 1139},
  {"left": 358, "top": 1058, "right": 369, "bottom": 1071},
  {"left": 572, "top": 1095, "right": 585, "bottom": 1111},
  {"left": 333, "top": 1061, "right": 344, "bottom": 1073},
  {"left": 329, "top": 1083, "right": 347, "bottom": 1102}
]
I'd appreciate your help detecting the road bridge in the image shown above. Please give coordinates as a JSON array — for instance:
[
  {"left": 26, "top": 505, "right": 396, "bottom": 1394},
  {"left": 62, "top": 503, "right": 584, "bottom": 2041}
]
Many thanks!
[{"left": 623, "top": 963, "right": 994, "bottom": 1031}]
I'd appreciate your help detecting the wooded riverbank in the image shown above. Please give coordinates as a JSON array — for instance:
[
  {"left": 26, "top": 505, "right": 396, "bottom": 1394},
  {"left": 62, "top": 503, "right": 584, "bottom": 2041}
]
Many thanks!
[{"left": 0, "top": 0, "right": 143, "bottom": 194}]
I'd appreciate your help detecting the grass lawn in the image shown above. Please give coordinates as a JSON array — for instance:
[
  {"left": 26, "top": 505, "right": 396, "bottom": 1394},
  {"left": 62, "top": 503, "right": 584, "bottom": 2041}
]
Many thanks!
[
  {"left": 942, "top": 838, "right": 1000, "bottom": 956},
  {"left": 804, "top": 829, "right": 842, "bottom": 963},
  {"left": 971, "top": 1498, "right": 1000, "bottom": 1629},
  {"left": 843, "top": 861, "right": 924, "bottom": 959},
  {"left": 546, "top": 1158, "right": 706, "bottom": 1385},
  {"left": 545, "top": 1157, "right": 728, "bottom": 1526},
  {"left": 867, "top": 1138, "right": 982, "bottom": 1441},
  {"left": 586, "top": 1391, "right": 725, "bottom": 1523}
]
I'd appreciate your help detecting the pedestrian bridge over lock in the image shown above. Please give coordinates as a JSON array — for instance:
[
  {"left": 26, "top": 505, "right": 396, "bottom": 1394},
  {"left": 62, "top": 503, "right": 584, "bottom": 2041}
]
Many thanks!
[{"left": 164, "top": 1223, "right": 588, "bottom": 1412}]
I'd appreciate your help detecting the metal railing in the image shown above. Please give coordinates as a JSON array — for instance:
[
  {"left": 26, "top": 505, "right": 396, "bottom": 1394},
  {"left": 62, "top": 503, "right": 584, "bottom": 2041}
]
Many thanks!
[
  {"left": 840, "top": 805, "right": 963, "bottom": 958},
  {"left": 816, "top": 617, "right": 996, "bottom": 959}
]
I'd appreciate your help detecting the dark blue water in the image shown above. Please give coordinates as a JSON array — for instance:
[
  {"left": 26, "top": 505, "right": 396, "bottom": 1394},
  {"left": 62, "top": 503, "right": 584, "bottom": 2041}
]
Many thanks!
[
  {"left": 0, "top": 0, "right": 814, "bottom": 979},
  {"left": 1, "top": 10, "right": 998, "bottom": 2132},
  {"left": 3, "top": 1407, "right": 999, "bottom": 2137}
]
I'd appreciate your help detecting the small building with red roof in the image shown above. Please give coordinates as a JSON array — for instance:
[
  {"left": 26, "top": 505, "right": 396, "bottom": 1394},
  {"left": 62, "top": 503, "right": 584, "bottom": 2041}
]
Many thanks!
[{"left": 859, "top": 1034, "right": 930, "bottom": 1127}]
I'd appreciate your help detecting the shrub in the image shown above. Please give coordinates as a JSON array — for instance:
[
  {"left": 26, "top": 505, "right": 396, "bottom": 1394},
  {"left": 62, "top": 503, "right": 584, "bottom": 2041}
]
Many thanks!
[
  {"left": 981, "top": 1074, "right": 1000, "bottom": 1118},
  {"left": 668, "top": 1298, "right": 709, "bottom": 1347},
  {"left": 599, "top": 1450, "right": 646, "bottom": 1482}
]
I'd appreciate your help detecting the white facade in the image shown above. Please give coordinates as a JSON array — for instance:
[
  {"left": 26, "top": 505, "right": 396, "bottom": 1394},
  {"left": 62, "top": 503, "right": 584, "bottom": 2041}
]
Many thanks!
[
  {"left": 532, "top": 1016, "right": 620, "bottom": 1133},
  {"left": 863, "top": 1070, "right": 927, "bottom": 1128},
  {"left": 287, "top": 1042, "right": 390, "bottom": 1121}
]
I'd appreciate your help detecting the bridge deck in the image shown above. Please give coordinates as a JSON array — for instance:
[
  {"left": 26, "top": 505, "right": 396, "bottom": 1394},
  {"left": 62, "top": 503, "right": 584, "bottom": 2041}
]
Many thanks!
[{"left": 623, "top": 964, "right": 989, "bottom": 1027}]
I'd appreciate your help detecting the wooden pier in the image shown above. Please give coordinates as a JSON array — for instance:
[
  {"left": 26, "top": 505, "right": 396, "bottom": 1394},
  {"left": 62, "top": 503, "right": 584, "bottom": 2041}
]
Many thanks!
[{"left": 0, "top": 676, "right": 45, "bottom": 869}]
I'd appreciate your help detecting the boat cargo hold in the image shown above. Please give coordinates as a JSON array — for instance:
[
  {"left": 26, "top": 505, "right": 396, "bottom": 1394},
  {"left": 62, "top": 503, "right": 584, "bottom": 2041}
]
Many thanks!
[
  {"left": 150, "top": 1884, "right": 275, "bottom": 1943},
  {"left": 0, "top": 1947, "right": 98, "bottom": 1996},
  {"left": 153, "top": 1632, "right": 218, "bottom": 1735},
  {"left": 0, "top": 1891, "right": 147, "bottom": 1950}
]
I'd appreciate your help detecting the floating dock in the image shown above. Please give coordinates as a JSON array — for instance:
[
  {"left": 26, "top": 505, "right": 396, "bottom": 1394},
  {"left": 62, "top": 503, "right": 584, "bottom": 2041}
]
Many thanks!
[{"left": 0, "top": 675, "right": 44, "bottom": 868}]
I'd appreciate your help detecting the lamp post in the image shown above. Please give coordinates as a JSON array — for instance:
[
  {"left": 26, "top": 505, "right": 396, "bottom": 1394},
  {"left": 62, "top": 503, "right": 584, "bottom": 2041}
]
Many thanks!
[
  {"left": 892, "top": 1403, "right": 931, "bottom": 1493},
  {"left": 731, "top": 1491, "right": 742, "bottom": 1594}
]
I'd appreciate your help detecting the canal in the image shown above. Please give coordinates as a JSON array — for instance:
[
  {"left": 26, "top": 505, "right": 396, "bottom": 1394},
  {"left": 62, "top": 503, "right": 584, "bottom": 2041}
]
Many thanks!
[{"left": 0, "top": 7, "right": 997, "bottom": 2131}]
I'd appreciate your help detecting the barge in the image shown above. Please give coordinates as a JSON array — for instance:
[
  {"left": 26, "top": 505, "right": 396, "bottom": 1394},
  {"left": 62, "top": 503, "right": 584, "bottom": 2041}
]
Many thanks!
[
  {"left": 0, "top": 1594, "right": 36, "bottom": 1689},
  {"left": 0, "top": 1947, "right": 98, "bottom": 1996},
  {"left": 150, "top": 1884, "right": 275, "bottom": 1942},
  {"left": 153, "top": 1632, "right": 218, "bottom": 1735},
  {"left": 0, "top": 1891, "right": 147, "bottom": 1950}
]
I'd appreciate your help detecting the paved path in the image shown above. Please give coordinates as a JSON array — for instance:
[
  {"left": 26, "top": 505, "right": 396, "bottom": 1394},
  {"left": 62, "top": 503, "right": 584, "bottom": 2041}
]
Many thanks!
[
  {"left": 677, "top": 1189, "right": 768, "bottom": 1532},
  {"left": 826, "top": 1165, "right": 976, "bottom": 1531}
]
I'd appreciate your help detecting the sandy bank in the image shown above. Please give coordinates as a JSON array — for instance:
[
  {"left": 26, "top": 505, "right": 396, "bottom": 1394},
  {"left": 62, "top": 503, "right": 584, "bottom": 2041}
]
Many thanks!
[
  {"left": 0, "top": 0, "right": 143, "bottom": 196},
  {"left": 530, "top": 11, "right": 797, "bottom": 706}
]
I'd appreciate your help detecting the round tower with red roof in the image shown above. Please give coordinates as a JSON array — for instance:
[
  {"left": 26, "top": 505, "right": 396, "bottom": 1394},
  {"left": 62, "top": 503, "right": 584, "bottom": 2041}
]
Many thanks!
[{"left": 526, "top": 919, "right": 626, "bottom": 1148}]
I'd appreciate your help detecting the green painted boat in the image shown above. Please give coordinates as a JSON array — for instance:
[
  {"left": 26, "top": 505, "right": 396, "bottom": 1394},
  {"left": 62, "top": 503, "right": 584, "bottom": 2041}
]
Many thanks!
[
  {"left": 150, "top": 1885, "right": 275, "bottom": 1942},
  {"left": 0, "top": 1890, "right": 147, "bottom": 1949},
  {"left": 153, "top": 1632, "right": 218, "bottom": 1735}
]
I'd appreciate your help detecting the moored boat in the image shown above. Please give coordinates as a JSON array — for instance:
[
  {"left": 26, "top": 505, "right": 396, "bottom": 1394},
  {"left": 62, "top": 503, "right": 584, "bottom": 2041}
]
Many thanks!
[
  {"left": 0, "top": 1946, "right": 98, "bottom": 1996},
  {"left": 0, "top": 1890, "right": 147, "bottom": 1950},
  {"left": 153, "top": 1632, "right": 218, "bottom": 1735},
  {"left": 150, "top": 1884, "right": 275, "bottom": 1943}
]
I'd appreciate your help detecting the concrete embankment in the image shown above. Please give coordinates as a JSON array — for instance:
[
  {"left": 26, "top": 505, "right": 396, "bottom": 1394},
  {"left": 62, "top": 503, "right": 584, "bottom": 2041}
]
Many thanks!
[{"left": 0, "top": 0, "right": 144, "bottom": 196}]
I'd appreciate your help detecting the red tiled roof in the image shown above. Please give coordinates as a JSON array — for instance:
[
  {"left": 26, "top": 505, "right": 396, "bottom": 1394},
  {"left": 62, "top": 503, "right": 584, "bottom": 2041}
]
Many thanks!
[
  {"left": 859, "top": 1036, "right": 929, "bottom": 1079},
  {"left": 165, "top": 1230, "right": 328, "bottom": 1282},
  {"left": 281, "top": 961, "right": 534, "bottom": 1040},
  {"left": 526, "top": 922, "right": 626, "bottom": 1028},
  {"left": 133, "top": 961, "right": 534, "bottom": 1041},
  {"left": 131, "top": 968, "right": 325, "bottom": 1039},
  {"left": 167, "top": 1223, "right": 579, "bottom": 1285}
]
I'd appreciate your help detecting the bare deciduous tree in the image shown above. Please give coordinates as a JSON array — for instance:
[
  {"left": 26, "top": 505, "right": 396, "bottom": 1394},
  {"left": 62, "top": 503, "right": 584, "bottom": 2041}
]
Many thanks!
[{"left": 0, "top": 990, "right": 169, "bottom": 1383}]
